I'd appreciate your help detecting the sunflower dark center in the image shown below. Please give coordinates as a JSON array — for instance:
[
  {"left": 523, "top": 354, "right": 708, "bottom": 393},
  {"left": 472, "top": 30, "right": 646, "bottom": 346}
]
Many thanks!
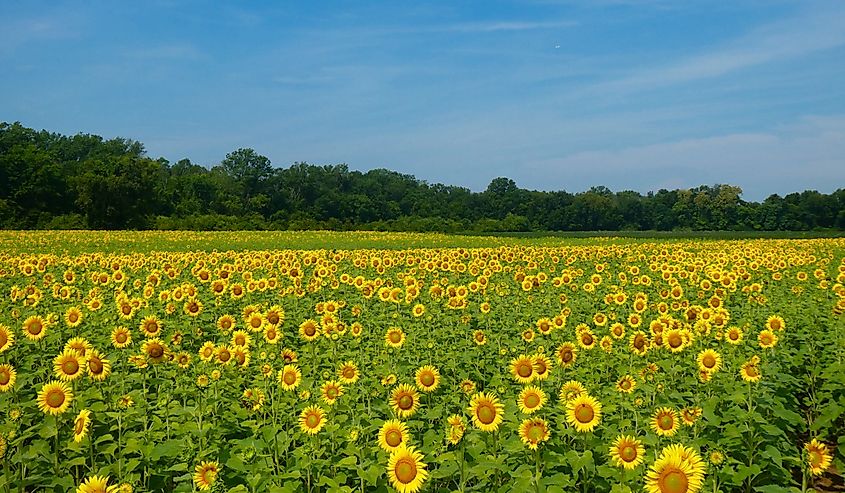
[
  {"left": 517, "top": 363, "right": 533, "bottom": 378},
  {"left": 575, "top": 404, "right": 594, "bottom": 423},
  {"left": 62, "top": 359, "right": 79, "bottom": 375},
  {"left": 395, "top": 458, "right": 417, "bottom": 484},
  {"left": 386, "top": 429, "right": 402, "bottom": 447},
  {"left": 659, "top": 468, "right": 689, "bottom": 493},
  {"left": 398, "top": 395, "right": 413, "bottom": 410},
  {"left": 46, "top": 389, "right": 65, "bottom": 408},
  {"left": 620, "top": 444, "right": 637, "bottom": 461},
  {"left": 477, "top": 403, "right": 496, "bottom": 424}
]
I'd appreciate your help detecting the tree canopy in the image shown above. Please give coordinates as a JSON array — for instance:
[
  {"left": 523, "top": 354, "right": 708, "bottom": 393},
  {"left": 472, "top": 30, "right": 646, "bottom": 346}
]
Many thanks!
[{"left": 1, "top": 121, "right": 843, "bottom": 231}]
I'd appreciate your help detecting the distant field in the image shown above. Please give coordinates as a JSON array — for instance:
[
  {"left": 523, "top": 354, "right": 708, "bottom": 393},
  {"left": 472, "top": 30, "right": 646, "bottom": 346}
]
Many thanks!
[{"left": 1, "top": 230, "right": 842, "bottom": 254}]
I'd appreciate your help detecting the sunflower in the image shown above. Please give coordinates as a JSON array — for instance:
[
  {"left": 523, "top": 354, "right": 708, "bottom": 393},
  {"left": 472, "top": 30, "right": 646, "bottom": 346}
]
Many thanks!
[
  {"left": 378, "top": 419, "right": 410, "bottom": 452},
  {"left": 37, "top": 381, "right": 73, "bottom": 415},
  {"left": 663, "top": 328, "right": 687, "bottom": 353},
  {"left": 446, "top": 414, "right": 466, "bottom": 445},
  {"left": 142, "top": 339, "right": 169, "bottom": 364},
  {"left": 338, "top": 361, "right": 360, "bottom": 384},
  {"left": 387, "top": 444, "right": 429, "bottom": 493},
  {"left": 609, "top": 435, "right": 645, "bottom": 470},
  {"left": 415, "top": 365, "right": 441, "bottom": 393},
  {"left": 616, "top": 374, "right": 637, "bottom": 393},
  {"left": 320, "top": 380, "right": 344, "bottom": 405},
  {"left": 281, "top": 348, "right": 298, "bottom": 363},
  {"left": 265, "top": 305, "right": 285, "bottom": 327},
  {"left": 577, "top": 329, "right": 596, "bottom": 349},
  {"left": 263, "top": 325, "right": 281, "bottom": 344},
  {"left": 214, "top": 344, "right": 232, "bottom": 366},
  {"left": 193, "top": 461, "right": 220, "bottom": 491},
  {"left": 299, "top": 319, "right": 320, "bottom": 341},
  {"left": 629, "top": 331, "right": 650, "bottom": 356},
  {"left": 0, "top": 364, "right": 16, "bottom": 392},
  {"left": 299, "top": 405, "right": 327, "bottom": 435},
  {"left": 805, "top": 438, "right": 832, "bottom": 476},
  {"left": 174, "top": 352, "right": 191, "bottom": 369},
  {"left": 22, "top": 315, "right": 47, "bottom": 341},
  {"left": 680, "top": 407, "right": 702, "bottom": 426},
  {"left": 241, "top": 388, "right": 265, "bottom": 412},
  {"left": 555, "top": 342, "right": 577, "bottom": 367},
  {"left": 468, "top": 392, "right": 504, "bottom": 432},
  {"left": 86, "top": 350, "right": 111, "bottom": 381},
  {"left": 111, "top": 327, "right": 132, "bottom": 348},
  {"left": 183, "top": 299, "right": 203, "bottom": 317},
  {"left": 758, "top": 329, "right": 778, "bottom": 349},
  {"left": 65, "top": 306, "right": 83, "bottom": 327},
  {"left": 651, "top": 407, "right": 680, "bottom": 437},
  {"left": 697, "top": 349, "right": 722, "bottom": 374},
  {"left": 73, "top": 409, "right": 92, "bottom": 443},
  {"left": 765, "top": 315, "right": 785, "bottom": 331},
  {"left": 509, "top": 354, "right": 537, "bottom": 384},
  {"left": 559, "top": 380, "right": 586, "bottom": 403},
  {"left": 460, "top": 379, "right": 476, "bottom": 395},
  {"left": 385, "top": 327, "right": 406, "bottom": 348},
  {"left": 231, "top": 330, "right": 251, "bottom": 348},
  {"left": 740, "top": 359, "right": 762, "bottom": 383},
  {"left": 725, "top": 326, "right": 743, "bottom": 345},
  {"left": 278, "top": 365, "right": 302, "bottom": 391},
  {"left": 391, "top": 384, "right": 421, "bottom": 418},
  {"left": 566, "top": 394, "right": 602, "bottom": 433},
  {"left": 472, "top": 329, "right": 487, "bottom": 346},
  {"left": 517, "top": 386, "right": 546, "bottom": 414},
  {"left": 65, "top": 337, "right": 93, "bottom": 357},
  {"left": 139, "top": 315, "right": 162, "bottom": 338},
  {"left": 54, "top": 349, "right": 86, "bottom": 381},
  {"left": 198, "top": 341, "right": 215, "bottom": 362},
  {"left": 644, "top": 444, "right": 706, "bottom": 493},
  {"left": 533, "top": 354, "right": 552, "bottom": 380},
  {"left": 518, "top": 417, "right": 551, "bottom": 450},
  {"left": 217, "top": 314, "right": 236, "bottom": 333},
  {"left": 76, "top": 475, "right": 119, "bottom": 493},
  {"left": 611, "top": 322, "right": 626, "bottom": 339},
  {"left": 0, "top": 324, "right": 14, "bottom": 353}
]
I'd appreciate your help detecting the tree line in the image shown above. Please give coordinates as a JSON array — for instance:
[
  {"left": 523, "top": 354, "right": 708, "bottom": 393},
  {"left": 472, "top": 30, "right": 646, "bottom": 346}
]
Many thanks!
[{"left": 1, "top": 121, "right": 843, "bottom": 232}]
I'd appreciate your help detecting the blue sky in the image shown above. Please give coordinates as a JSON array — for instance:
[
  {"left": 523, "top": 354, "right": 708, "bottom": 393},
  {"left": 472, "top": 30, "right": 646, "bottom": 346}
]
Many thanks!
[{"left": 1, "top": 0, "right": 843, "bottom": 200}]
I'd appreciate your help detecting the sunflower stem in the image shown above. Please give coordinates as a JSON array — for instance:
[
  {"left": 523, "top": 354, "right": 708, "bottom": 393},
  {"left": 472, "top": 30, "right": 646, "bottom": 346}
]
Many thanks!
[
  {"left": 459, "top": 439, "right": 466, "bottom": 492},
  {"left": 53, "top": 415, "right": 59, "bottom": 476},
  {"left": 88, "top": 432, "right": 95, "bottom": 473}
]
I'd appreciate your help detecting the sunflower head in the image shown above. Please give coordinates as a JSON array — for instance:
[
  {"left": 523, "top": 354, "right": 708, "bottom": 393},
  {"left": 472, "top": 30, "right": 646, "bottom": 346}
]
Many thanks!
[
  {"left": 518, "top": 417, "right": 550, "bottom": 450},
  {"left": 468, "top": 392, "right": 504, "bottom": 432},
  {"left": 566, "top": 394, "right": 602, "bottom": 433},
  {"left": 386, "top": 444, "right": 429, "bottom": 493},
  {"left": 609, "top": 435, "right": 645, "bottom": 470},
  {"left": 378, "top": 419, "right": 409, "bottom": 452}
]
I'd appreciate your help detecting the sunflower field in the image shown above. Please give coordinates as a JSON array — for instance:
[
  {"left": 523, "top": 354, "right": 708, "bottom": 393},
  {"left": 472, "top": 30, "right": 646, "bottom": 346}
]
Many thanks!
[{"left": 0, "top": 232, "right": 843, "bottom": 493}]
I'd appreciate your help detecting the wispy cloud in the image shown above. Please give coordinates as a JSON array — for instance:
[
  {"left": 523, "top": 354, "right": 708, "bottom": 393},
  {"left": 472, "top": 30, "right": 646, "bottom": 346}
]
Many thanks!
[
  {"left": 0, "top": 14, "right": 83, "bottom": 55},
  {"left": 594, "top": 4, "right": 845, "bottom": 93},
  {"left": 124, "top": 43, "right": 205, "bottom": 61},
  {"left": 519, "top": 115, "right": 845, "bottom": 199},
  {"left": 437, "top": 20, "right": 577, "bottom": 32}
]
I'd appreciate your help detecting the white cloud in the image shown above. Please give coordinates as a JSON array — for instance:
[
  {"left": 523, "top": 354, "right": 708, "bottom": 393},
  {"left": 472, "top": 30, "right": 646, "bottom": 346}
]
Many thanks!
[
  {"left": 438, "top": 20, "right": 577, "bottom": 32},
  {"left": 594, "top": 4, "right": 845, "bottom": 93},
  {"left": 519, "top": 115, "right": 845, "bottom": 199}
]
